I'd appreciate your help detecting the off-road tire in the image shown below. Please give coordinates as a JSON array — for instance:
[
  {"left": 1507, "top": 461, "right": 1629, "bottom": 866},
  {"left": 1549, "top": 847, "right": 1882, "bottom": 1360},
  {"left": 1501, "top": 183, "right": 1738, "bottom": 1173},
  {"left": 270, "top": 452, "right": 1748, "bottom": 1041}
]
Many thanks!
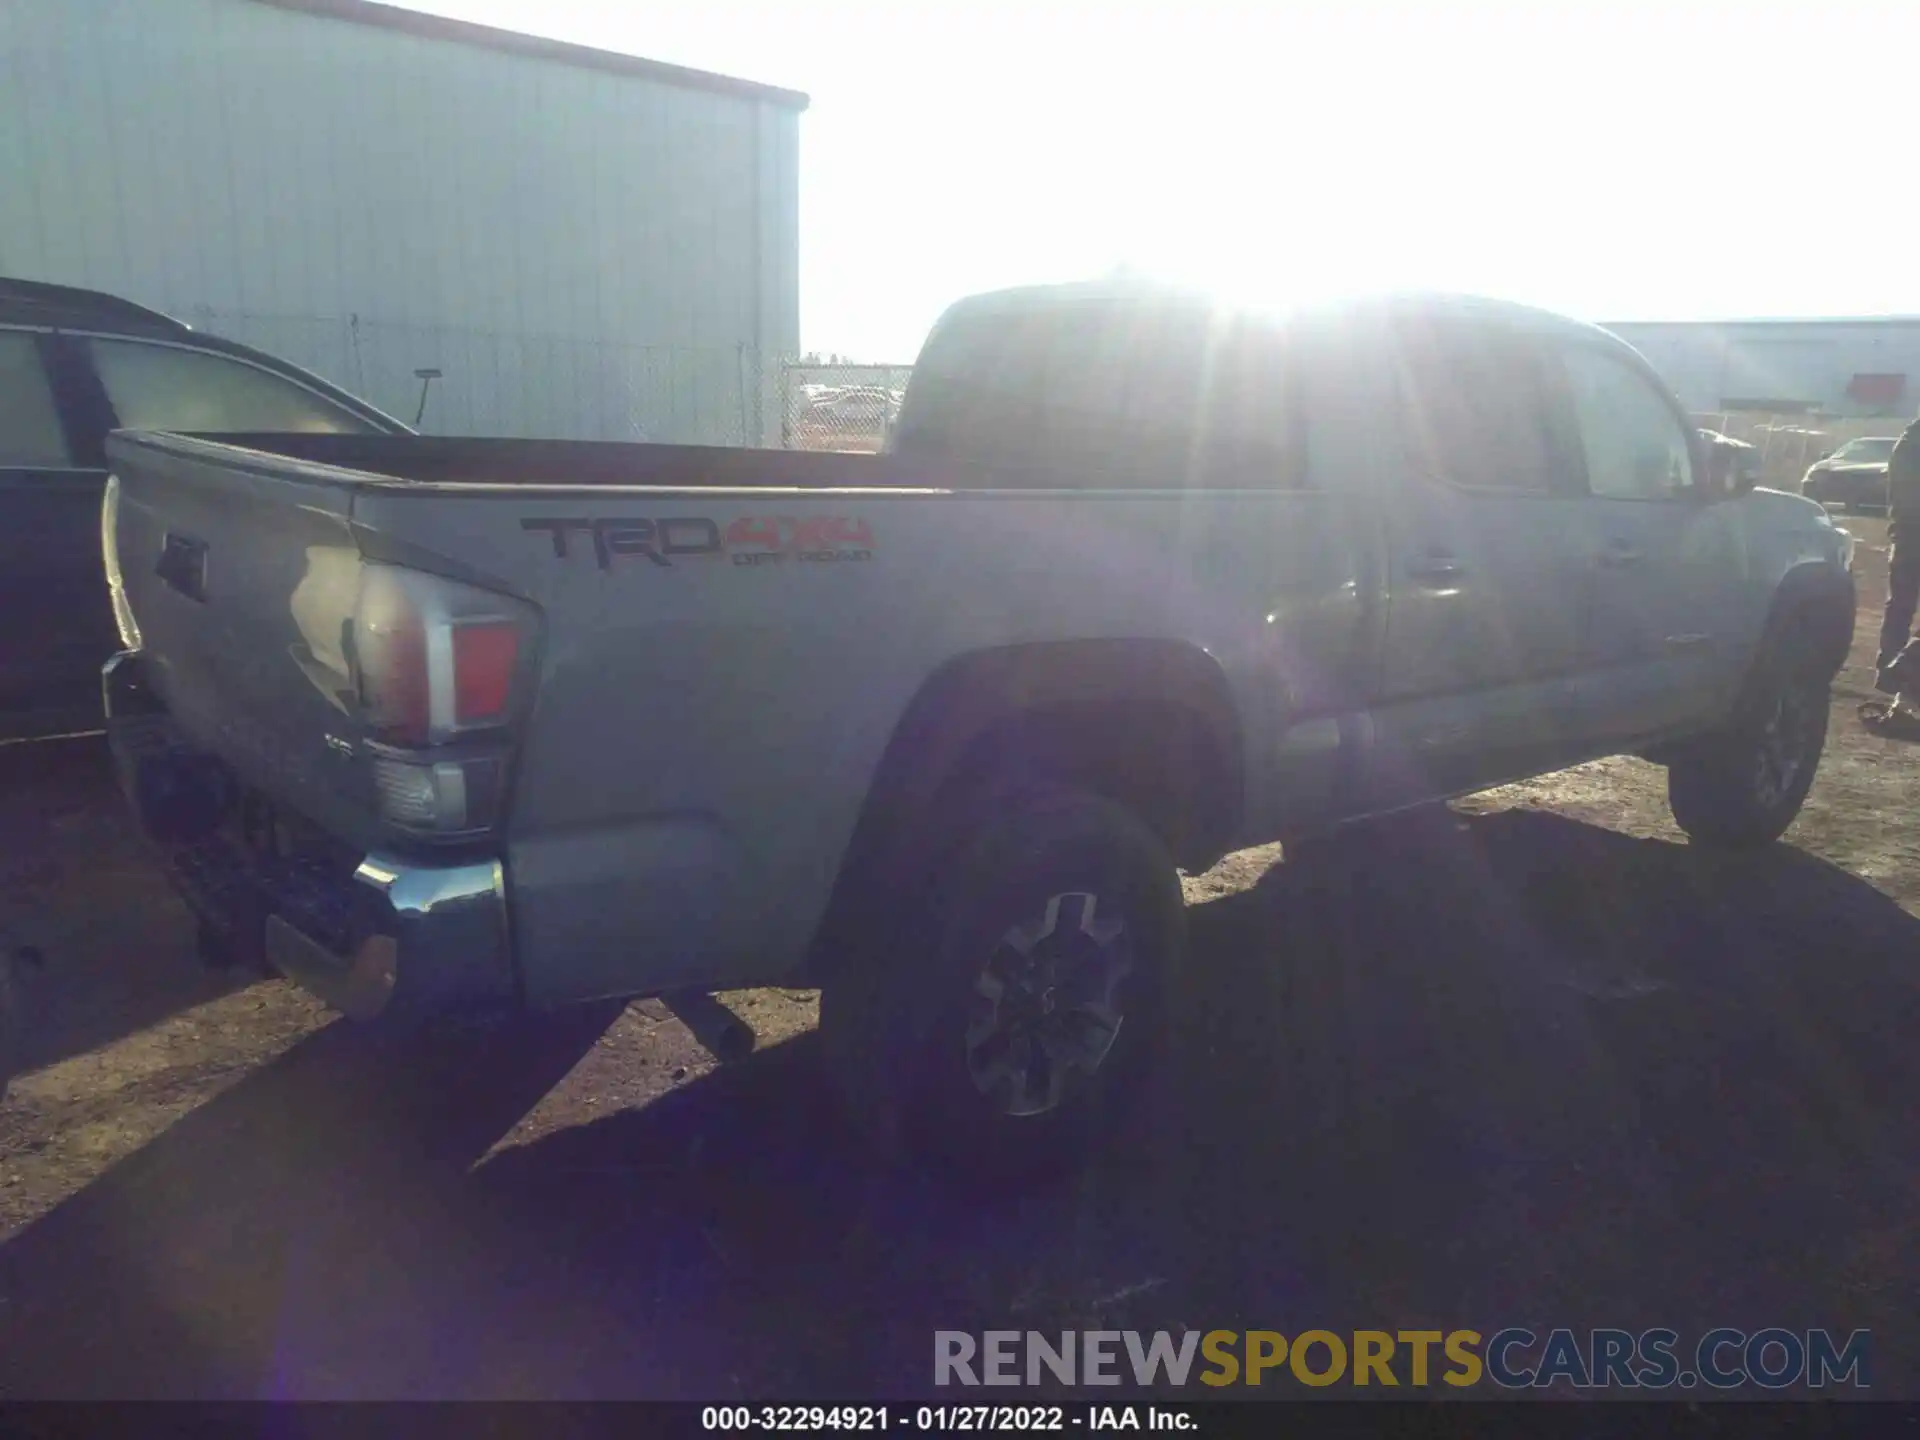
[
  {"left": 819, "top": 786, "right": 1185, "bottom": 1185},
  {"left": 1667, "top": 627, "right": 1832, "bottom": 849}
]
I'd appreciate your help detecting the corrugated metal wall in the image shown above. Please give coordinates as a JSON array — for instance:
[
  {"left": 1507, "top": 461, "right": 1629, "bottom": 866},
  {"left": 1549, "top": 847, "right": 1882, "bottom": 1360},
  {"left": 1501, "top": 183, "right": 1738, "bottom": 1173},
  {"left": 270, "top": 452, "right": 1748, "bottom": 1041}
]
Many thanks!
[
  {"left": 0, "top": 0, "right": 801, "bottom": 443},
  {"left": 1608, "top": 321, "right": 1920, "bottom": 421}
]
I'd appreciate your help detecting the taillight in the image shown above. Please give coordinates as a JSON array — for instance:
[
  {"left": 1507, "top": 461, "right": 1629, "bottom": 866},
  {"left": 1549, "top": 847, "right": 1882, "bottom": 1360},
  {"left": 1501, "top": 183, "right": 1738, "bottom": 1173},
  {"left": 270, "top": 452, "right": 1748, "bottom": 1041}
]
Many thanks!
[
  {"left": 451, "top": 620, "right": 519, "bottom": 726},
  {"left": 351, "top": 565, "right": 535, "bottom": 837},
  {"left": 368, "top": 752, "right": 507, "bottom": 835},
  {"left": 354, "top": 567, "right": 530, "bottom": 747}
]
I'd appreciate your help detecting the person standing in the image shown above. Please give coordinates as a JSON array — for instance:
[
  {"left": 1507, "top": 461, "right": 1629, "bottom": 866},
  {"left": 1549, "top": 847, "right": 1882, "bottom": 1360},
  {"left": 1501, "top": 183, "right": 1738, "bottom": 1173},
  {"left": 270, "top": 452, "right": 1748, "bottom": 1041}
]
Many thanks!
[{"left": 1878, "top": 414, "right": 1920, "bottom": 693}]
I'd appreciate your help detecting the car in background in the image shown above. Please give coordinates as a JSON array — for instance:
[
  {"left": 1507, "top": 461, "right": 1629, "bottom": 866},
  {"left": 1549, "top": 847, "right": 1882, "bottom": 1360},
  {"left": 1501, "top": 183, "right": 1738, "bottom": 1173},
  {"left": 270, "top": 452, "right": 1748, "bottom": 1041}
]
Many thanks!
[
  {"left": 792, "top": 384, "right": 903, "bottom": 452},
  {"left": 0, "top": 278, "right": 409, "bottom": 740},
  {"left": 1801, "top": 435, "right": 1899, "bottom": 512}
]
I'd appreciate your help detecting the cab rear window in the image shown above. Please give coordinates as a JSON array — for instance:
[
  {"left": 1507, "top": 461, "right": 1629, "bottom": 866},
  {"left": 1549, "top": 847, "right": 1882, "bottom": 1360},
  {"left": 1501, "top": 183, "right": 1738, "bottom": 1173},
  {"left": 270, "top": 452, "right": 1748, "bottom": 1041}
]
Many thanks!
[{"left": 892, "top": 299, "right": 1309, "bottom": 489}]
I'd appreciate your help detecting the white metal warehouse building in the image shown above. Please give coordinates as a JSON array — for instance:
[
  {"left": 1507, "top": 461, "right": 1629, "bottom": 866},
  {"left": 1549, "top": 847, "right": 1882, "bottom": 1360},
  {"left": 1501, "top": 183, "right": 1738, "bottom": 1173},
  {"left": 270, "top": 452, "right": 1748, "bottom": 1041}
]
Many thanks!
[
  {"left": 1608, "top": 318, "right": 1920, "bottom": 424},
  {"left": 0, "top": 0, "right": 805, "bottom": 443}
]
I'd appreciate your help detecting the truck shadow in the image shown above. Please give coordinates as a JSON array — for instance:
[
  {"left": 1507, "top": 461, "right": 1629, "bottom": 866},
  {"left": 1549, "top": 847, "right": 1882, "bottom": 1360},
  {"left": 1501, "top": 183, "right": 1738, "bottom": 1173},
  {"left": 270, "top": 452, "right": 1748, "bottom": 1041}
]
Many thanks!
[
  {"left": 0, "top": 807, "right": 1916, "bottom": 1397},
  {"left": 0, "top": 734, "right": 248, "bottom": 1078}
]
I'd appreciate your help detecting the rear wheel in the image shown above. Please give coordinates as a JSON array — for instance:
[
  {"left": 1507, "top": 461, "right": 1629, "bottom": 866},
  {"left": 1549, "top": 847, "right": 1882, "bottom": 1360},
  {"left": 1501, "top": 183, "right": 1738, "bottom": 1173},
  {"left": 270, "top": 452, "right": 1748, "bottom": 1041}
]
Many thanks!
[
  {"left": 1667, "top": 633, "right": 1830, "bottom": 849},
  {"left": 819, "top": 787, "right": 1184, "bottom": 1184}
]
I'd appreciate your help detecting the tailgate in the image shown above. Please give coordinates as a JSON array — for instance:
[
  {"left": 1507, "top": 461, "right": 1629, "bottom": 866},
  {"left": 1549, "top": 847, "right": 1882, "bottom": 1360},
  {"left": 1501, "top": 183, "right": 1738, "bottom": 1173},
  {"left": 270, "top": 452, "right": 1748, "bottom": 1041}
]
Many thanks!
[{"left": 107, "top": 432, "right": 383, "bottom": 850}]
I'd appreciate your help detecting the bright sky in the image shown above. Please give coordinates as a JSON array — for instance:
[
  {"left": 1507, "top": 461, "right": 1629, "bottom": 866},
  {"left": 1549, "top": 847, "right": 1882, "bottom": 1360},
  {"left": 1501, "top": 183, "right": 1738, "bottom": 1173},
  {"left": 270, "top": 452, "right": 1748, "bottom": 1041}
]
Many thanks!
[{"left": 417, "top": 0, "right": 1916, "bottom": 360}]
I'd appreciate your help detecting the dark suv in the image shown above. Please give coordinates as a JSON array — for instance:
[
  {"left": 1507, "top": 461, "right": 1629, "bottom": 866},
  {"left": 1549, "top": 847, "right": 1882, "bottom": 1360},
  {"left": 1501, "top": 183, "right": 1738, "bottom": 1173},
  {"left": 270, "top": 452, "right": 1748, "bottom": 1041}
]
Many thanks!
[{"left": 0, "top": 279, "right": 408, "bottom": 739}]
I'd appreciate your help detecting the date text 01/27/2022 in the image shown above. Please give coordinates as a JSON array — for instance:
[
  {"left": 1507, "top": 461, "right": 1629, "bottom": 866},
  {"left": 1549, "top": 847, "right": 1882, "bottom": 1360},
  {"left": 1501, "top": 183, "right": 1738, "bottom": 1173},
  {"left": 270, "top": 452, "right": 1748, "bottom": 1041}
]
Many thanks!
[{"left": 699, "top": 1405, "right": 1195, "bottom": 1432}]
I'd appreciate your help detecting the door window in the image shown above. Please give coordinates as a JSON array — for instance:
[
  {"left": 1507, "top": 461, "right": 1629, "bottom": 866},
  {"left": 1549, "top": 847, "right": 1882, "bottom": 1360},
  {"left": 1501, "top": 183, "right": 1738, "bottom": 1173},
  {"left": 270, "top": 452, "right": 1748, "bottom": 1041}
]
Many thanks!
[
  {"left": 0, "top": 331, "right": 74, "bottom": 467},
  {"left": 1387, "top": 317, "right": 1573, "bottom": 494},
  {"left": 88, "top": 338, "right": 376, "bottom": 435},
  {"left": 1561, "top": 347, "right": 1695, "bottom": 500}
]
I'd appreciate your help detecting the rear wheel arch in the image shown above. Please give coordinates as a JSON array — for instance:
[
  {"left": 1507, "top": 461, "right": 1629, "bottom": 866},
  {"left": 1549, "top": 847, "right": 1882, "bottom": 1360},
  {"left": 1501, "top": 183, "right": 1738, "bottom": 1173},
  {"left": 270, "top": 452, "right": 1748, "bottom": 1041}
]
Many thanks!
[{"left": 808, "top": 639, "right": 1245, "bottom": 972}]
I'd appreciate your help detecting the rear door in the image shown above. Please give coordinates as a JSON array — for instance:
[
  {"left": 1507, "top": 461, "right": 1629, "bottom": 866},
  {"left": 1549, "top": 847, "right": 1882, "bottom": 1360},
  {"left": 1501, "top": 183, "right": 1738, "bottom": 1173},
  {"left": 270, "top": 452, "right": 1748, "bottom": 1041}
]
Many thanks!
[
  {"left": 1363, "top": 312, "right": 1593, "bottom": 805},
  {"left": 0, "top": 327, "right": 115, "bottom": 732}
]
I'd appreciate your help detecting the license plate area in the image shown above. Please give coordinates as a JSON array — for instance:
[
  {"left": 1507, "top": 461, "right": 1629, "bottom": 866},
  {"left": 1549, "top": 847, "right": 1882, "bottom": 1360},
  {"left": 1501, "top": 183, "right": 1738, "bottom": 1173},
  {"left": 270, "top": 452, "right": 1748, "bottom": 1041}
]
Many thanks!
[{"left": 170, "top": 812, "right": 387, "bottom": 975}]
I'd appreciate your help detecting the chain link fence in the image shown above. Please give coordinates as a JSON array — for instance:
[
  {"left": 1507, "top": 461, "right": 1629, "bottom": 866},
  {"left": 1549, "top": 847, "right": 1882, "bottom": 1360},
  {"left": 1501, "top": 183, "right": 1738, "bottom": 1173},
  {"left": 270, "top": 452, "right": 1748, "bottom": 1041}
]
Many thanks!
[
  {"left": 205, "top": 310, "right": 933, "bottom": 452},
  {"left": 1691, "top": 409, "right": 1909, "bottom": 494},
  {"left": 192, "top": 305, "right": 784, "bottom": 447},
  {"left": 778, "top": 362, "right": 915, "bottom": 453}
]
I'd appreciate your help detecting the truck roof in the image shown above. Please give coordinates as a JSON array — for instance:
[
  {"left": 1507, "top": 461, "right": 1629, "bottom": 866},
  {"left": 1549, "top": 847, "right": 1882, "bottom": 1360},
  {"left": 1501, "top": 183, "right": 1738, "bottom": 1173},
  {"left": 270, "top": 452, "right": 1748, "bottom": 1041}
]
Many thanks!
[{"left": 941, "top": 278, "right": 1622, "bottom": 342}]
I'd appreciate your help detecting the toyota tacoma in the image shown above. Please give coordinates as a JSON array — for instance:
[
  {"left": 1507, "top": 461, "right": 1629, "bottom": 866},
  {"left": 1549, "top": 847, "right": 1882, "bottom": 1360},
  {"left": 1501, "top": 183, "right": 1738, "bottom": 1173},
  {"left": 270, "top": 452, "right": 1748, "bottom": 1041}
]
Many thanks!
[{"left": 99, "top": 282, "right": 1855, "bottom": 1174}]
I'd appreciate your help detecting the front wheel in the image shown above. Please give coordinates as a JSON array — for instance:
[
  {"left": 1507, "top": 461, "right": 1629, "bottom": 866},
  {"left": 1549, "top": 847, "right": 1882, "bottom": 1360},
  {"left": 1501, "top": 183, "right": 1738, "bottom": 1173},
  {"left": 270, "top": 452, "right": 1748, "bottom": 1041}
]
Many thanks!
[
  {"left": 819, "top": 787, "right": 1184, "bottom": 1184},
  {"left": 1667, "top": 646, "right": 1830, "bottom": 849}
]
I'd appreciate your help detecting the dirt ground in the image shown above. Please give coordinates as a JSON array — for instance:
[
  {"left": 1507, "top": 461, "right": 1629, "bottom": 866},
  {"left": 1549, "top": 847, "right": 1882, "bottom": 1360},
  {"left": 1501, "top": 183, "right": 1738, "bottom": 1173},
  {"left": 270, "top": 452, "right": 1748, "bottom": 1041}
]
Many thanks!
[{"left": 0, "top": 517, "right": 1915, "bottom": 1400}]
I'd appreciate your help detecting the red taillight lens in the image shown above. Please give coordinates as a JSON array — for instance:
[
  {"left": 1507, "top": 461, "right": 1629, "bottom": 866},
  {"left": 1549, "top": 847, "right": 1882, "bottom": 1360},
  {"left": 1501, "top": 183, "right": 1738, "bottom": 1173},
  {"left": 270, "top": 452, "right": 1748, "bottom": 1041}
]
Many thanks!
[
  {"left": 354, "top": 566, "right": 532, "bottom": 748},
  {"left": 451, "top": 620, "right": 519, "bottom": 727}
]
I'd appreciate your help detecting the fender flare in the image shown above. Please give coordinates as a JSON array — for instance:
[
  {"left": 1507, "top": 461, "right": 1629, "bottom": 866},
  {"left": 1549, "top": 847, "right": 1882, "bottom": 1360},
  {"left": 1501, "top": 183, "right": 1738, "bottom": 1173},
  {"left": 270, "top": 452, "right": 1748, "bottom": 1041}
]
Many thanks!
[
  {"left": 1760, "top": 560, "right": 1856, "bottom": 681},
  {"left": 805, "top": 639, "right": 1246, "bottom": 974},
  {"left": 862, "top": 638, "right": 1243, "bottom": 823}
]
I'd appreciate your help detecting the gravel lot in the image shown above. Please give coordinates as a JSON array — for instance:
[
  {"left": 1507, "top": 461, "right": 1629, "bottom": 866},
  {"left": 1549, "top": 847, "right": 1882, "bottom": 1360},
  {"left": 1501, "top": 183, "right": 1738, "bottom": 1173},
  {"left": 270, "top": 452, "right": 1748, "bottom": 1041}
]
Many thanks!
[{"left": 0, "top": 516, "right": 1914, "bottom": 1400}]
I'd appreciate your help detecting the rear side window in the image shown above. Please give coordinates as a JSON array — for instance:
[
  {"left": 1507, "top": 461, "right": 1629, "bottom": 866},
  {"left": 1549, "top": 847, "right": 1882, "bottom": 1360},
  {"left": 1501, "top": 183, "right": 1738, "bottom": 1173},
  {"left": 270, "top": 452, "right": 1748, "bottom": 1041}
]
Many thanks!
[
  {"left": 89, "top": 338, "right": 376, "bottom": 435},
  {"left": 893, "top": 300, "right": 1310, "bottom": 488},
  {"left": 1386, "top": 317, "right": 1572, "bottom": 494},
  {"left": 0, "top": 330, "right": 74, "bottom": 467}
]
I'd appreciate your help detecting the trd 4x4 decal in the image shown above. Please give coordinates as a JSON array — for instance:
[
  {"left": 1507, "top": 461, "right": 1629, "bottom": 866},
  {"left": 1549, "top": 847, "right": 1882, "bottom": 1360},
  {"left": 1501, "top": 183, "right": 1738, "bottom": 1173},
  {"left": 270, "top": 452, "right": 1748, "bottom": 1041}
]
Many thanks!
[{"left": 521, "top": 515, "right": 874, "bottom": 570}]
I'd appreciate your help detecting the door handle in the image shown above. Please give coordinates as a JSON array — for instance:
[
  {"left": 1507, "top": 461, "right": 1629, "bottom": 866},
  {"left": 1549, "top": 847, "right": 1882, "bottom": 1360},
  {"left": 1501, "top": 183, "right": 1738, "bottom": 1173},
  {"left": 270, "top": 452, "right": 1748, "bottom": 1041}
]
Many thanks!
[
  {"left": 1406, "top": 552, "right": 1465, "bottom": 583},
  {"left": 1596, "top": 540, "right": 1645, "bottom": 569}
]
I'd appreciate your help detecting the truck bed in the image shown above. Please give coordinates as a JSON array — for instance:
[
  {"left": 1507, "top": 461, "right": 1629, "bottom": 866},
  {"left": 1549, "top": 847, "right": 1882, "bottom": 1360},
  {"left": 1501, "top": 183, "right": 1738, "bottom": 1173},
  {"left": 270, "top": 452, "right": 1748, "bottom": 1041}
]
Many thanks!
[
  {"left": 105, "top": 425, "right": 1361, "bottom": 1008},
  {"left": 133, "top": 432, "right": 1204, "bottom": 494},
  {"left": 138, "top": 432, "right": 927, "bottom": 490}
]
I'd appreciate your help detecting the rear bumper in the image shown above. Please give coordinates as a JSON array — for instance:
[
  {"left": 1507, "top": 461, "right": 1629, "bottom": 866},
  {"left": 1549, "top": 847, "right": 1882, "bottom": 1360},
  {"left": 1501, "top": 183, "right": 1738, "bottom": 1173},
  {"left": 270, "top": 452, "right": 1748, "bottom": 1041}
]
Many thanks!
[{"left": 103, "top": 651, "right": 516, "bottom": 1021}]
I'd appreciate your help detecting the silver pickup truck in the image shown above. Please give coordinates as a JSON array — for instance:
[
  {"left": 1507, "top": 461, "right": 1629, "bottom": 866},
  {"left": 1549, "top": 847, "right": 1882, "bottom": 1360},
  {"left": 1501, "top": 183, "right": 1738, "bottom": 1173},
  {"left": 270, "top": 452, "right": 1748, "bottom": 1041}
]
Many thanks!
[{"left": 100, "top": 282, "right": 1855, "bottom": 1177}]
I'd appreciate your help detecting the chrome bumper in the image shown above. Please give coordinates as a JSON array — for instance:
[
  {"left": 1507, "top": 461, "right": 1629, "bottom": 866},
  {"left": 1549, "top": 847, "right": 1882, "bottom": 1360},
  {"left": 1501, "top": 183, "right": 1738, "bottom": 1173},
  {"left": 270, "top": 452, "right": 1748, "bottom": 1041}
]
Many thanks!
[
  {"left": 261, "top": 854, "right": 511, "bottom": 1020},
  {"left": 105, "top": 650, "right": 518, "bottom": 1022}
]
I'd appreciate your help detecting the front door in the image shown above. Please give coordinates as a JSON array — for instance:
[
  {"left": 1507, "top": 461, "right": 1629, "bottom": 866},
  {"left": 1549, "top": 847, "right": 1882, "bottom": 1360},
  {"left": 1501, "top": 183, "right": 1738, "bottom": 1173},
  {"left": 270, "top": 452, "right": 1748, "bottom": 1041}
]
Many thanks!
[{"left": 1554, "top": 340, "right": 1747, "bottom": 745}]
